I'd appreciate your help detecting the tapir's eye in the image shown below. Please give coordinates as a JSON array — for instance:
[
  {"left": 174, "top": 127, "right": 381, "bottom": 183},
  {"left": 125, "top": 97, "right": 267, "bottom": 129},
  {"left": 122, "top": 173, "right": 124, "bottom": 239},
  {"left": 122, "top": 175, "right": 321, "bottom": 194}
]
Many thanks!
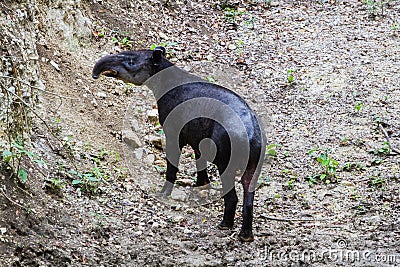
[{"left": 123, "top": 61, "right": 140, "bottom": 71}]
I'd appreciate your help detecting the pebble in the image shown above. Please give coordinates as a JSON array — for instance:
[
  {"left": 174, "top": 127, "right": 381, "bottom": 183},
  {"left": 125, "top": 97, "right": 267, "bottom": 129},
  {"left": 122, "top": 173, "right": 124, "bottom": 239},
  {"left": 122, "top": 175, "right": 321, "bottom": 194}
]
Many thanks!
[
  {"left": 122, "top": 130, "right": 142, "bottom": 149},
  {"left": 97, "top": 91, "right": 107, "bottom": 98},
  {"left": 50, "top": 60, "right": 60, "bottom": 71},
  {"left": 144, "top": 154, "right": 155, "bottom": 165},
  {"left": 171, "top": 190, "right": 187, "bottom": 201},
  {"left": 173, "top": 216, "right": 184, "bottom": 223},
  {"left": 158, "top": 32, "right": 168, "bottom": 39},
  {"left": 176, "top": 178, "right": 194, "bottom": 186},
  {"left": 134, "top": 148, "right": 144, "bottom": 160},
  {"left": 148, "top": 135, "right": 165, "bottom": 150},
  {"left": 147, "top": 109, "right": 159, "bottom": 124}
]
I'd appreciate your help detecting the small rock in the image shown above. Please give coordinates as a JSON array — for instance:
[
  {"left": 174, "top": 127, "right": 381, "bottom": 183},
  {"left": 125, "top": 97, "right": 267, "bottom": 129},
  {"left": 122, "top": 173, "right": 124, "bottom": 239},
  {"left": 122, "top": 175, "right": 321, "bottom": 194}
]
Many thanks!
[
  {"left": 206, "top": 54, "right": 214, "bottom": 61},
  {"left": 147, "top": 109, "right": 159, "bottom": 124},
  {"left": 341, "top": 180, "right": 355, "bottom": 187},
  {"left": 134, "top": 230, "right": 143, "bottom": 236},
  {"left": 122, "top": 130, "right": 142, "bottom": 148},
  {"left": 184, "top": 228, "right": 192, "bottom": 234},
  {"left": 173, "top": 215, "right": 184, "bottom": 223},
  {"left": 144, "top": 154, "right": 155, "bottom": 165},
  {"left": 159, "top": 32, "right": 168, "bottom": 39},
  {"left": 228, "top": 43, "right": 236, "bottom": 50},
  {"left": 171, "top": 190, "right": 187, "bottom": 201},
  {"left": 198, "top": 190, "right": 208, "bottom": 198},
  {"left": 176, "top": 178, "right": 194, "bottom": 186},
  {"left": 284, "top": 161, "right": 294, "bottom": 169},
  {"left": 131, "top": 119, "right": 140, "bottom": 131},
  {"left": 134, "top": 148, "right": 144, "bottom": 160},
  {"left": 91, "top": 98, "right": 98, "bottom": 107},
  {"left": 149, "top": 135, "right": 165, "bottom": 150},
  {"left": 50, "top": 60, "right": 60, "bottom": 71},
  {"left": 97, "top": 91, "right": 107, "bottom": 98},
  {"left": 186, "top": 209, "right": 195, "bottom": 214},
  {"left": 152, "top": 222, "right": 159, "bottom": 228}
]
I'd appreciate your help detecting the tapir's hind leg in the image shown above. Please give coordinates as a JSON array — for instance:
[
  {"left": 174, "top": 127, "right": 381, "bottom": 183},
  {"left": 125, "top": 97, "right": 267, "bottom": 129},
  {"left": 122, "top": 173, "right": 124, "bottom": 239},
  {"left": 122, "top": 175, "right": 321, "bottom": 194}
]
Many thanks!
[
  {"left": 218, "top": 187, "right": 238, "bottom": 229},
  {"left": 217, "top": 164, "right": 238, "bottom": 230},
  {"left": 194, "top": 151, "right": 210, "bottom": 187},
  {"left": 238, "top": 168, "right": 257, "bottom": 242}
]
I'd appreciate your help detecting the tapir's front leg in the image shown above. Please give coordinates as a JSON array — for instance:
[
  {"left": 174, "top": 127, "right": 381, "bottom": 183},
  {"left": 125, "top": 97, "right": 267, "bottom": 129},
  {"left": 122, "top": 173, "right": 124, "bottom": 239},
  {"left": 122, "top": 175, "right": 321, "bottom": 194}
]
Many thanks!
[
  {"left": 158, "top": 138, "right": 181, "bottom": 197},
  {"left": 158, "top": 159, "right": 178, "bottom": 197}
]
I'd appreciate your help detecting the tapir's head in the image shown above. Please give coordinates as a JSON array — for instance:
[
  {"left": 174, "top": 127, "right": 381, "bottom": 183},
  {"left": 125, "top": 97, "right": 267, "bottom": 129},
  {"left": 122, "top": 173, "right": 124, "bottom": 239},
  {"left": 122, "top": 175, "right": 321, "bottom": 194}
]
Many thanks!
[{"left": 92, "top": 46, "right": 171, "bottom": 85}]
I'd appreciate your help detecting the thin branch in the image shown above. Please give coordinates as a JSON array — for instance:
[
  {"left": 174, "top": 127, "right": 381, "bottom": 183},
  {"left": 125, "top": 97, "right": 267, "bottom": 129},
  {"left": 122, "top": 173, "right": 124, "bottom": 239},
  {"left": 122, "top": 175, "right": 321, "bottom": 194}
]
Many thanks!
[
  {"left": 2, "top": 86, "right": 79, "bottom": 170},
  {"left": 0, "top": 187, "right": 34, "bottom": 213},
  {"left": 0, "top": 75, "right": 80, "bottom": 100},
  {"left": 378, "top": 123, "right": 400, "bottom": 155},
  {"left": 261, "top": 215, "right": 328, "bottom": 222}
]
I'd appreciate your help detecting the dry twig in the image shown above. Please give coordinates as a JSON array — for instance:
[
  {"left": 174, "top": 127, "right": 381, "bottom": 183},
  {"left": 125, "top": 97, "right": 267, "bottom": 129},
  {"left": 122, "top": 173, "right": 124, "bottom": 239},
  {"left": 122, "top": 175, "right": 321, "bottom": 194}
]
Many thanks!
[
  {"left": 2, "top": 86, "right": 79, "bottom": 170},
  {"left": 0, "top": 187, "right": 34, "bottom": 213},
  {"left": 261, "top": 215, "right": 328, "bottom": 222},
  {"left": 378, "top": 124, "right": 400, "bottom": 155},
  {"left": 0, "top": 75, "right": 80, "bottom": 100}
]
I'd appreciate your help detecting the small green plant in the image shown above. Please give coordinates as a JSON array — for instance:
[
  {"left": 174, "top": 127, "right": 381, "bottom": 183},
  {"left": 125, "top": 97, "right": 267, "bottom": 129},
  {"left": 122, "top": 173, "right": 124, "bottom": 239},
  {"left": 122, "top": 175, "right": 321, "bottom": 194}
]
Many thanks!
[
  {"left": 371, "top": 157, "right": 384, "bottom": 165},
  {"left": 97, "top": 28, "right": 106, "bottom": 37},
  {"left": 354, "top": 101, "right": 365, "bottom": 112},
  {"left": 90, "top": 212, "right": 106, "bottom": 228},
  {"left": 266, "top": 143, "right": 282, "bottom": 158},
  {"left": 391, "top": 22, "right": 399, "bottom": 30},
  {"left": 154, "top": 165, "right": 167, "bottom": 174},
  {"left": 371, "top": 142, "right": 390, "bottom": 155},
  {"left": 236, "top": 39, "right": 244, "bottom": 57},
  {"left": 368, "top": 175, "right": 385, "bottom": 187},
  {"left": 224, "top": 7, "right": 245, "bottom": 23},
  {"left": 150, "top": 42, "right": 178, "bottom": 54},
  {"left": 307, "top": 148, "right": 339, "bottom": 184},
  {"left": 363, "top": 0, "right": 393, "bottom": 16},
  {"left": 44, "top": 177, "right": 65, "bottom": 196},
  {"left": 244, "top": 16, "right": 256, "bottom": 29},
  {"left": 342, "top": 162, "right": 365, "bottom": 172},
  {"left": 339, "top": 136, "right": 351, "bottom": 146},
  {"left": 2, "top": 142, "right": 46, "bottom": 183},
  {"left": 113, "top": 37, "right": 132, "bottom": 48},
  {"left": 69, "top": 168, "right": 107, "bottom": 194},
  {"left": 205, "top": 76, "right": 216, "bottom": 83},
  {"left": 287, "top": 69, "right": 295, "bottom": 84}
]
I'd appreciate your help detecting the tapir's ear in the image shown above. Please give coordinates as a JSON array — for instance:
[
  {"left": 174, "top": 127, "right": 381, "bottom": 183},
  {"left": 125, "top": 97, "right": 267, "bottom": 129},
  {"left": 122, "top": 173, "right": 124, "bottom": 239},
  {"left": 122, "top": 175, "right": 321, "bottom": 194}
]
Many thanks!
[{"left": 153, "top": 46, "right": 166, "bottom": 61}]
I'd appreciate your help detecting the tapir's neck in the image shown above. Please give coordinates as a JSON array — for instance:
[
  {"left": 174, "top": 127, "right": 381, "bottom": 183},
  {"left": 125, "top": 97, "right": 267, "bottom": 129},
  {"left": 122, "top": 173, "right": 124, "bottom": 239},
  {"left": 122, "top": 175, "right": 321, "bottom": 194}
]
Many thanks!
[{"left": 144, "top": 65, "right": 206, "bottom": 101}]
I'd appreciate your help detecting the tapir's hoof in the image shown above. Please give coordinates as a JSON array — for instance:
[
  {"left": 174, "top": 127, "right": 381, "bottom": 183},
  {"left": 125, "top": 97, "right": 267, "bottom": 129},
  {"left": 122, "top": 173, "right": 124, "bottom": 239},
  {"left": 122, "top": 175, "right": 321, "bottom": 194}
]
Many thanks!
[
  {"left": 195, "top": 178, "right": 210, "bottom": 187},
  {"left": 194, "top": 183, "right": 211, "bottom": 190},
  {"left": 156, "top": 191, "right": 171, "bottom": 199},
  {"left": 238, "top": 230, "right": 254, "bottom": 242},
  {"left": 217, "top": 221, "right": 234, "bottom": 230}
]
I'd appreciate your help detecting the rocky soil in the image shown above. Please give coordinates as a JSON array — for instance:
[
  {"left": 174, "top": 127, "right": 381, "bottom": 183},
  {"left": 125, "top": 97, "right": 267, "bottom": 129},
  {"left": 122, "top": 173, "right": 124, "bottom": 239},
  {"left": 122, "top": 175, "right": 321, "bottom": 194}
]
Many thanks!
[{"left": 1, "top": 0, "right": 400, "bottom": 266}]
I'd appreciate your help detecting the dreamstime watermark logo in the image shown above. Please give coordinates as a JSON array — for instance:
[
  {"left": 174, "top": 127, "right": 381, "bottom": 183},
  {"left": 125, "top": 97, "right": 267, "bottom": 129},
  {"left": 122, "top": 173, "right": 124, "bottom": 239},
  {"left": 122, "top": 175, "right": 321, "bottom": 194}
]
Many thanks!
[
  {"left": 122, "top": 64, "right": 268, "bottom": 206},
  {"left": 256, "top": 239, "right": 400, "bottom": 265}
]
